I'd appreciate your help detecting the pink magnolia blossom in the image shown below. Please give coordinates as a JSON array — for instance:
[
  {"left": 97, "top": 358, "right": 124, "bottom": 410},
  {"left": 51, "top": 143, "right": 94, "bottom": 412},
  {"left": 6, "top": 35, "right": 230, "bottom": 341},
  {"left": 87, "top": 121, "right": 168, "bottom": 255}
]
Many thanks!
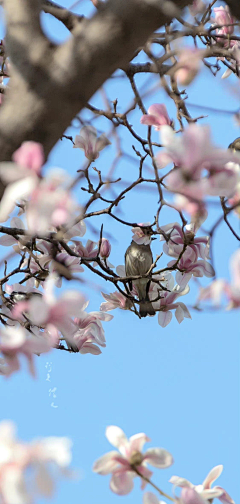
[
  {"left": 132, "top": 223, "right": 152, "bottom": 245},
  {"left": 64, "top": 219, "right": 86, "bottom": 240},
  {"left": 26, "top": 169, "right": 80, "bottom": 234},
  {"left": 221, "top": 43, "right": 240, "bottom": 78},
  {"left": 93, "top": 425, "right": 173, "bottom": 495},
  {"left": 72, "top": 239, "right": 98, "bottom": 259},
  {"left": 174, "top": 49, "right": 203, "bottom": 86},
  {"left": 100, "top": 290, "right": 133, "bottom": 311},
  {"left": 198, "top": 249, "right": 240, "bottom": 309},
  {"left": 174, "top": 196, "right": 207, "bottom": 226},
  {"left": 160, "top": 222, "right": 210, "bottom": 261},
  {"left": 170, "top": 465, "right": 235, "bottom": 504},
  {"left": 12, "top": 142, "right": 44, "bottom": 176},
  {"left": 0, "top": 420, "right": 72, "bottom": 503},
  {"left": 74, "top": 126, "right": 111, "bottom": 161},
  {"left": 160, "top": 222, "right": 214, "bottom": 287},
  {"left": 197, "top": 279, "right": 227, "bottom": 306},
  {"left": 0, "top": 156, "right": 40, "bottom": 223},
  {"left": 0, "top": 325, "right": 57, "bottom": 377},
  {"left": 72, "top": 306, "right": 113, "bottom": 355},
  {"left": 168, "top": 249, "right": 215, "bottom": 289},
  {"left": 27, "top": 274, "right": 86, "bottom": 341},
  {"left": 157, "top": 125, "right": 239, "bottom": 201},
  {"left": 0, "top": 143, "right": 44, "bottom": 223},
  {"left": 156, "top": 284, "right": 191, "bottom": 327},
  {"left": 100, "top": 238, "right": 111, "bottom": 259},
  {"left": 0, "top": 217, "right": 28, "bottom": 252},
  {"left": 51, "top": 251, "right": 84, "bottom": 277},
  {"left": 213, "top": 6, "right": 235, "bottom": 35},
  {"left": 140, "top": 104, "right": 172, "bottom": 130}
]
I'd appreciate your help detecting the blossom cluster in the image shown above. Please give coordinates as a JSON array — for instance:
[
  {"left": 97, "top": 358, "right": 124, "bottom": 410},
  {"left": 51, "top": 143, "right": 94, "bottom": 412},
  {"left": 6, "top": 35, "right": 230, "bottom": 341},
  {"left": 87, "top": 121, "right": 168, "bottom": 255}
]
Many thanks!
[
  {"left": 0, "top": 420, "right": 72, "bottom": 504},
  {"left": 93, "top": 426, "right": 235, "bottom": 504}
]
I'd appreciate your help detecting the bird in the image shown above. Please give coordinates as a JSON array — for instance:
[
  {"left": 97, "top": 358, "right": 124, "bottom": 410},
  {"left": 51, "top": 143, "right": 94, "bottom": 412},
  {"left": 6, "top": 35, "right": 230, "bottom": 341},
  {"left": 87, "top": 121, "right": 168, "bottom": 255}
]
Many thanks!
[
  {"left": 125, "top": 235, "right": 155, "bottom": 318},
  {"left": 228, "top": 137, "right": 240, "bottom": 151}
]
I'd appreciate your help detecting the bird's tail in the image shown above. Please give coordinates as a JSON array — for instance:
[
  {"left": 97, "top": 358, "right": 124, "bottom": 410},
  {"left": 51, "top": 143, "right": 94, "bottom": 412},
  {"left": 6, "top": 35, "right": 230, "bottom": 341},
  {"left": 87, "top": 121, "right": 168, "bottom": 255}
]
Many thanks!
[{"left": 139, "top": 298, "right": 155, "bottom": 317}]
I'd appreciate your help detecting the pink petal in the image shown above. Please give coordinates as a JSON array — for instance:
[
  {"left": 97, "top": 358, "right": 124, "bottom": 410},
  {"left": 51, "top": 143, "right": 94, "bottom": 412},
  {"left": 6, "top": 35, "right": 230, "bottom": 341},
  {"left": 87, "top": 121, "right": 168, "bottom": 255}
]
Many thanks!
[
  {"left": 12, "top": 142, "right": 44, "bottom": 175},
  {"left": 143, "top": 492, "right": 160, "bottom": 504},
  {"left": 144, "top": 448, "right": 173, "bottom": 468},
  {"left": 95, "top": 134, "right": 111, "bottom": 152},
  {"left": 92, "top": 450, "right": 120, "bottom": 475},
  {"left": 79, "top": 343, "right": 102, "bottom": 355},
  {"left": 140, "top": 115, "right": 160, "bottom": 127},
  {"left": 202, "top": 465, "right": 223, "bottom": 489},
  {"left": 175, "top": 305, "right": 185, "bottom": 324},
  {"left": 216, "top": 487, "right": 235, "bottom": 504},
  {"left": 129, "top": 433, "right": 150, "bottom": 454},
  {"left": 158, "top": 311, "right": 172, "bottom": 328},
  {"left": 156, "top": 152, "right": 173, "bottom": 169},
  {"left": 110, "top": 470, "right": 135, "bottom": 495},
  {"left": 169, "top": 476, "right": 193, "bottom": 488},
  {"left": 0, "top": 235, "right": 16, "bottom": 246},
  {"left": 181, "top": 488, "right": 208, "bottom": 504}
]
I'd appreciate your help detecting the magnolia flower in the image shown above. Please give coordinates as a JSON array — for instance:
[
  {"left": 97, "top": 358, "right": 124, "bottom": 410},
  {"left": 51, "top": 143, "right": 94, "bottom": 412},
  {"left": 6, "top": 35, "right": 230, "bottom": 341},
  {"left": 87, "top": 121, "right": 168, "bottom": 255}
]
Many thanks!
[
  {"left": 157, "top": 125, "right": 240, "bottom": 201},
  {"left": 157, "top": 285, "right": 191, "bottom": 327},
  {"left": 100, "top": 291, "right": 133, "bottom": 311},
  {"left": 0, "top": 217, "right": 28, "bottom": 252},
  {"left": 0, "top": 420, "right": 72, "bottom": 503},
  {"left": 168, "top": 249, "right": 215, "bottom": 289},
  {"left": 27, "top": 274, "right": 86, "bottom": 342},
  {"left": 160, "top": 222, "right": 210, "bottom": 261},
  {"left": 93, "top": 425, "right": 173, "bottom": 495},
  {"left": 26, "top": 168, "right": 80, "bottom": 235},
  {"left": 74, "top": 126, "right": 111, "bottom": 161},
  {"left": 213, "top": 6, "right": 235, "bottom": 35},
  {"left": 197, "top": 279, "right": 227, "bottom": 306},
  {"left": 132, "top": 223, "right": 152, "bottom": 245},
  {"left": 221, "top": 43, "right": 240, "bottom": 79},
  {"left": 170, "top": 465, "right": 235, "bottom": 504},
  {"left": 12, "top": 141, "right": 44, "bottom": 175},
  {"left": 143, "top": 492, "right": 166, "bottom": 504},
  {"left": 140, "top": 104, "right": 172, "bottom": 130},
  {"left": 0, "top": 325, "right": 57, "bottom": 377},
  {"left": 72, "top": 239, "right": 98, "bottom": 260},
  {"left": 174, "top": 48, "right": 203, "bottom": 86},
  {"left": 99, "top": 238, "right": 111, "bottom": 259},
  {"left": 198, "top": 249, "right": 240, "bottom": 310},
  {"left": 0, "top": 142, "right": 44, "bottom": 222},
  {"left": 72, "top": 305, "right": 113, "bottom": 355}
]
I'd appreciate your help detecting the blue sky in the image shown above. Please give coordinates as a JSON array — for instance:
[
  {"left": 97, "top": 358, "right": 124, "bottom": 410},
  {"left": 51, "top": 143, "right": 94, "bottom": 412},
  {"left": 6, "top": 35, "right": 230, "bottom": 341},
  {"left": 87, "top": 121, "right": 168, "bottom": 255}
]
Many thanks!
[{"left": 0, "top": 2, "right": 239, "bottom": 504}]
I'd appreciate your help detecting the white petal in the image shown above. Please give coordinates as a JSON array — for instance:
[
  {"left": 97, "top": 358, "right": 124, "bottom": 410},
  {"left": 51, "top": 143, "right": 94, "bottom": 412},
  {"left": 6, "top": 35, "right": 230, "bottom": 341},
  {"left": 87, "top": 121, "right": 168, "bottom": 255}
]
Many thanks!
[
  {"left": 144, "top": 448, "right": 173, "bottom": 468},
  {"left": 175, "top": 305, "right": 185, "bottom": 324},
  {"left": 92, "top": 450, "right": 120, "bottom": 474},
  {"left": 110, "top": 471, "right": 135, "bottom": 495},
  {"left": 158, "top": 311, "right": 172, "bottom": 328},
  {"left": 169, "top": 476, "right": 193, "bottom": 488},
  {"left": 0, "top": 178, "right": 36, "bottom": 222},
  {"left": 143, "top": 492, "right": 160, "bottom": 504},
  {"left": 105, "top": 426, "right": 128, "bottom": 451},
  {"left": 202, "top": 465, "right": 223, "bottom": 489},
  {"left": 129, "top": 433, "right": 150, "bottom": 454}
]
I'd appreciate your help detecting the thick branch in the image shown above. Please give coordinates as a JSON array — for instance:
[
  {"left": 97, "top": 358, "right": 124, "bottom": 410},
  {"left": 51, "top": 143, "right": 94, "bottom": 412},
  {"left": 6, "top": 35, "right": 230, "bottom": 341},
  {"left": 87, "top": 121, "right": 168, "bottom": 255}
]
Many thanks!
[
  {"left": 42, "top": 0, "right": 84, "bottom": 31},
  {"left": 0, "top": 0, "right": 191, "bottom": 172},
  {"left": 225, "top": 0, "right": 240, "bottom": 22}
]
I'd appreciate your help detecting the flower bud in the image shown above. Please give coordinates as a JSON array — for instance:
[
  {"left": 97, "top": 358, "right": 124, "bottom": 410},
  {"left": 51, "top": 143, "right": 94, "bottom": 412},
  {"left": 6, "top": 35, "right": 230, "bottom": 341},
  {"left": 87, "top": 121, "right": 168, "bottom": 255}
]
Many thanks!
[{"left": 100, "top": 238, "right": 111, "bottom": 259}]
